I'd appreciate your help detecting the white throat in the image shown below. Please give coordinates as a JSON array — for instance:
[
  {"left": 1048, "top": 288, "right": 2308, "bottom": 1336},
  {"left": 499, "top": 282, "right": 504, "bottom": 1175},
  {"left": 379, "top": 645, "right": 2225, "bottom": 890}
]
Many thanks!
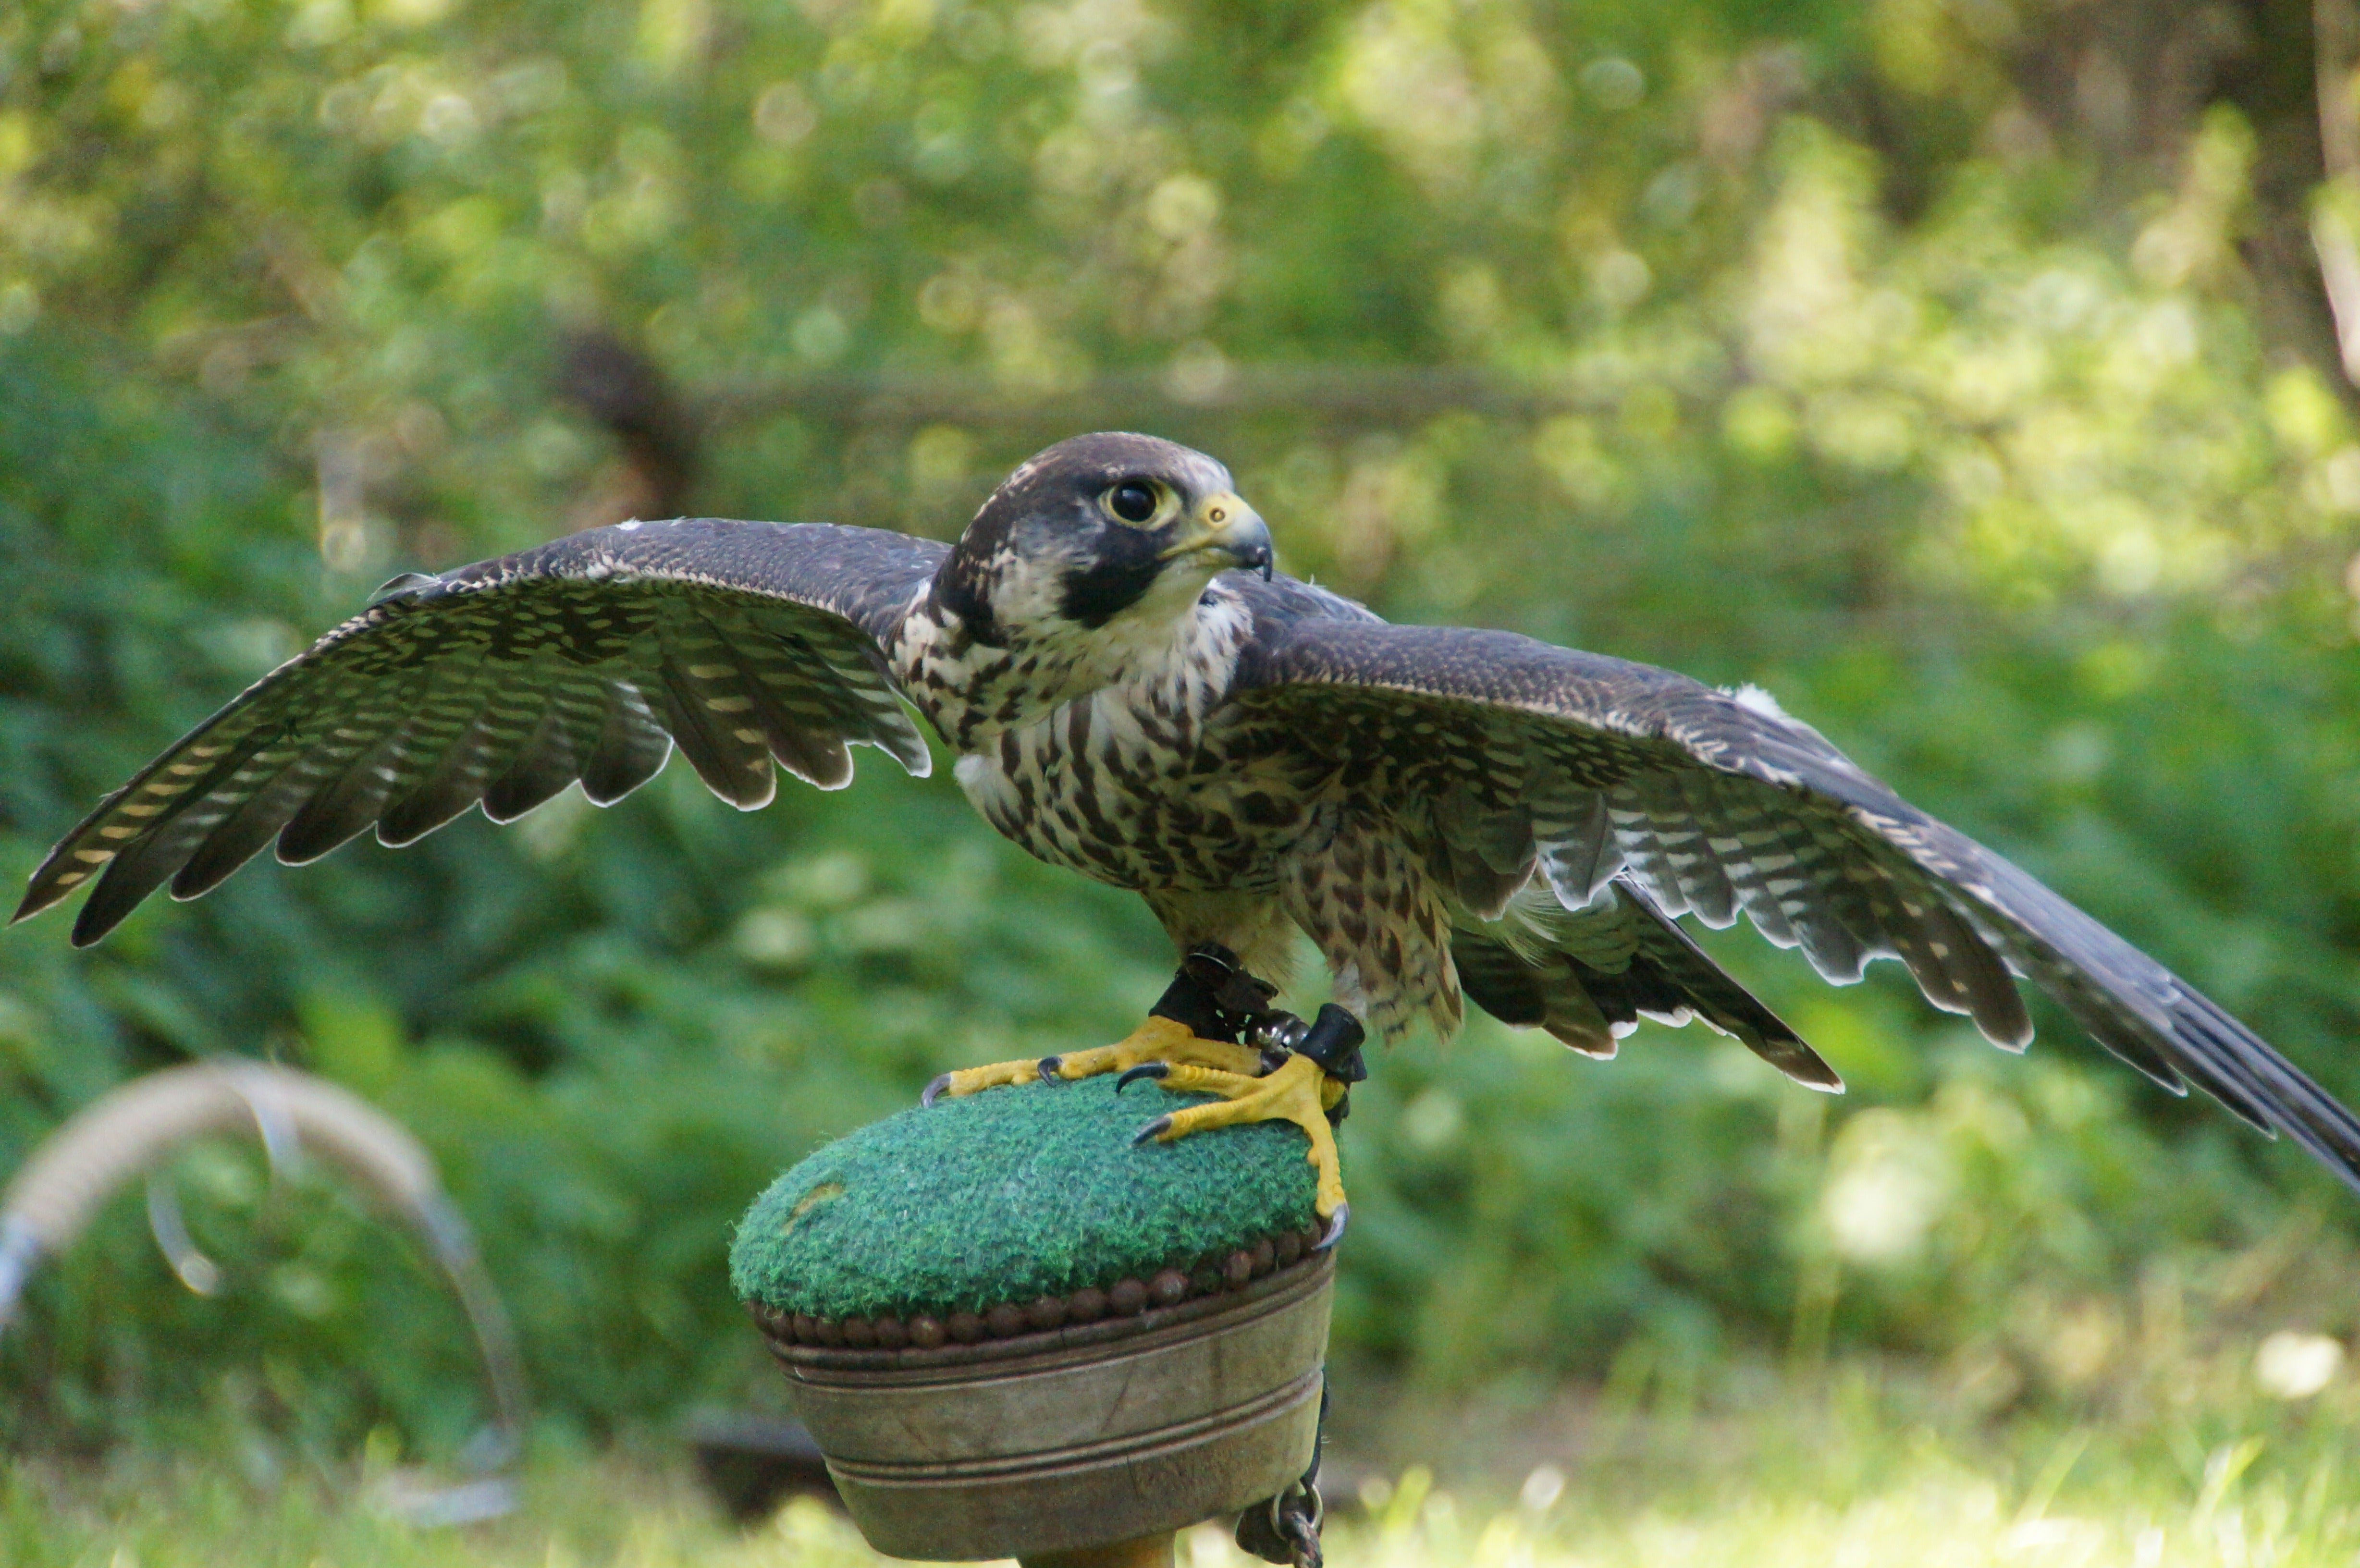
[{"left": 897, "top": 573, "right": 1251, "bottom": 751}]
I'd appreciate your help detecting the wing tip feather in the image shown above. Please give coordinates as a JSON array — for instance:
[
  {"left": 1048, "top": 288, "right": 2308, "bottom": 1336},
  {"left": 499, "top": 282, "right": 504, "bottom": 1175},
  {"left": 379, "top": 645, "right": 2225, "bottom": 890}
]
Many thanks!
[
  {"left": 69, "top": 896, "right": 126, "bottom": 949},
  {"left": 1781, "top": 1041, "right": 1845, "bottom": 1093},
  {"left": 1980, "top": 1015, "right": 2035, "bottom": 1054}
]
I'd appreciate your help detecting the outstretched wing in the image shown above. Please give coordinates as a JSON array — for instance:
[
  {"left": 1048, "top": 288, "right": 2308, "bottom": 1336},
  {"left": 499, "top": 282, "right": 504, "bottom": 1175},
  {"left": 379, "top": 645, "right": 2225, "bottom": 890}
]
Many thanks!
[
  {"left": 1232, "top": 609, "right": 2360, "bottom": 1192},
  {"left": 15, "top": 519, "right": 947, "bottom": 947}
]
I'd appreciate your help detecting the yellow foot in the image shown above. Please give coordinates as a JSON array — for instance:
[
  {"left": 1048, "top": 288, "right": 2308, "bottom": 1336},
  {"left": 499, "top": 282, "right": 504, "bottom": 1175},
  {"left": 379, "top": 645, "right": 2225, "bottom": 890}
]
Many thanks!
[
  {"left": 921, "top": 1015, "right": 1264, "bottom": 1107},
  {"left": 1126, "top": 1053, "right": 1350, "bottom": 1247}
]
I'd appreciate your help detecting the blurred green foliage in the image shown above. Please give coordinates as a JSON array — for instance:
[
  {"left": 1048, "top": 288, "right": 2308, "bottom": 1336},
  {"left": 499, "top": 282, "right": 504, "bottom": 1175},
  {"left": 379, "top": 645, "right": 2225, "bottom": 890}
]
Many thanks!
[{"left": 6, "top": 0, "right": 2360, "bottom": 1471}]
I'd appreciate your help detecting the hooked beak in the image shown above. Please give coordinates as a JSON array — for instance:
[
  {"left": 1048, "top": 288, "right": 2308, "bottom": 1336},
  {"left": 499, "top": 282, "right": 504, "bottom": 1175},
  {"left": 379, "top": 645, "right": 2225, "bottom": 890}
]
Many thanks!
[{"left": 1160, "top": 492, "right": 1273, "bottom": 580}]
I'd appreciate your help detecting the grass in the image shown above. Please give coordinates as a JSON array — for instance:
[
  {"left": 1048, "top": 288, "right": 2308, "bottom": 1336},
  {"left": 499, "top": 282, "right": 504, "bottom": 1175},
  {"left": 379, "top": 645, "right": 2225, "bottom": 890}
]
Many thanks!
[{"left": 11, "top": 1350, "right": 2360, "bottom": 1568}]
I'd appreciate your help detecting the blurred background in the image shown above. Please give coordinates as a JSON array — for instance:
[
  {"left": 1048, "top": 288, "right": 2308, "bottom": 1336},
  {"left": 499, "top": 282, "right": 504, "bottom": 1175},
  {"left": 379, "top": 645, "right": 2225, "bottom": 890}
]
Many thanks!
[{"left": 9, "top": 0, "right": 2360, "bottom": 1560}]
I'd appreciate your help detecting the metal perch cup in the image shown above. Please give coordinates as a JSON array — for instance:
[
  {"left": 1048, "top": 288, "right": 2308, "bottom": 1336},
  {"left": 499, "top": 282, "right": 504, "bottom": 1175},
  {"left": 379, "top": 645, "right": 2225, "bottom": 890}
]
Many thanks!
[
  {"left": 758, "top": 1250, "right": 1331, "bottom": 1559},
  {"left": 732, "top": 1072, "right": 1339, "bottom": 1563}
]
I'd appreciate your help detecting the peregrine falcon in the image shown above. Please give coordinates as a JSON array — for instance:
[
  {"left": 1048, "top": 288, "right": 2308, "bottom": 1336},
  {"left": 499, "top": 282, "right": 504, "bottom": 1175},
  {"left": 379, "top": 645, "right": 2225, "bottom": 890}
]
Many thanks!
[{"left": 18, "top": 433, "right": 2360, "bottom": 1241}]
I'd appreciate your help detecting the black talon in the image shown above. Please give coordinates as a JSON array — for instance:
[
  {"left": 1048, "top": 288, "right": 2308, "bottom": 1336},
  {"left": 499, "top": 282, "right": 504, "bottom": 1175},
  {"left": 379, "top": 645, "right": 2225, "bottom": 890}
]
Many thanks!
[
  {"left": 921, "top": 1072, "right": 954, "bottom": 1108},
  {"left": 1312, "top": 1202, "right": 1349, "bottom": 1251},
  {"left": 1132, "top": 1114, "right": 1174, "bottom": 1146},
  {"left": 1036, "top": 1055, "right": 1064, "bottom": 1083},
  {"left": 1116, "top": 1063, "right": 1169, "bottom": 1093}
]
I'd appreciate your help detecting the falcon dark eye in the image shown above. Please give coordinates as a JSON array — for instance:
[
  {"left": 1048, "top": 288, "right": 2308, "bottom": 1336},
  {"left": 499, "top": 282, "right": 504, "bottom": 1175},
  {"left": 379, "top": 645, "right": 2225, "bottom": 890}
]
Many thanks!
[{"left": 1107, "top": 481, "right": 1159, "bottom": 524}]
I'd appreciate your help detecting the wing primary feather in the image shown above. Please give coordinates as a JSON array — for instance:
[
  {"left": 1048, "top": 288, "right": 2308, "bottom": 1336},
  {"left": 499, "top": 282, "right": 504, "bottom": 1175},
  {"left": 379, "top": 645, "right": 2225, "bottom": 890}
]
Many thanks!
[
  {"left": 72, "top": 834, "right": 198, "bottom": 946},
  {"left": 1645, "top": 773, "right": 1740, "bottom": 928},
  {"left": 696, "top": 613, "right": 857, "bottom": 789},
  {"left": 379, "top": 679, "right": 557, "bottom": 845},
  {"left": 1618, "top": 881, "right": 1843, "bottom": 1091},
  {"left": 169, "top": 755, "right": 342, "bottom": 901},
  {"left": 66, "top": 731, "right": 319, "bottom": 943},
  {"left": 1534, "top": 788, "right": 1617, "bottom": 908},
  {"left": 1608, "top": 795, "right": 1689, "bottom": 919},
  {"left": 276, "top": 697, "right": 440, "bottom": 864},
  {"left": 1918, "top": 892, "right": 2033, "bottom": 1048},
  {"left": 651, "top": 648, "right": 776, "bottom": 809},
  {"left": 1797, "top": 817, "right": 1893, "bottom": 976},
  {"left": 482, "top": 676, "right": 602, "bottom": 821},
  {"left": 1752, "top": 812, "right": 1871, "bottom": 983},
  {"left": 1930, "top": 849, "right": 2326, "bottom": 1137},
  {"left": 2033, "top": 970, "right": 2190, "bottom": 1093},
  {"left": 70, "top": 738, "right": 306, "bottom": 940},
  {"left": 2171, "top": 991, "right": 2360, "bottom": 1184},
  {"left": 579, "top": 678, "right": 675, "bottom": 806},
  {"left": 21, "top": 714, "right": 280, "bottom": 926},
  {"left": 1697, "top": 777, "right": 1802, "bottom": 949}
]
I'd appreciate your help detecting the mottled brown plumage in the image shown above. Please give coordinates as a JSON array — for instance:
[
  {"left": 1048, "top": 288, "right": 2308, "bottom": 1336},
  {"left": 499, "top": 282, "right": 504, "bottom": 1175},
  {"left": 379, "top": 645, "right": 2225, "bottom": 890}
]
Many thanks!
[{"left": 17, "top": 433, "right": 2360, "bottom": 1193}]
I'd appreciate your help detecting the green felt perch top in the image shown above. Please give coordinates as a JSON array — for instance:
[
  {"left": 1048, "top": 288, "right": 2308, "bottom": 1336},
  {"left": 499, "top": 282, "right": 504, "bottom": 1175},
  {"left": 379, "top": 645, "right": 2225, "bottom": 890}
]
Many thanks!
[{"left": 730, "top": 1075, "right": 1326, "bottom": 1327}]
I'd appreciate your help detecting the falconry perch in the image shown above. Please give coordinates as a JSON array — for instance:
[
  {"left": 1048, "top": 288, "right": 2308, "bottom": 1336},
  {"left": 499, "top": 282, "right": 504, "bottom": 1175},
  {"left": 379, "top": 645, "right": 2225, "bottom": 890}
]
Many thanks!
[{"left": 19, "top": 433, "right": 2360, "bottom": 1240}]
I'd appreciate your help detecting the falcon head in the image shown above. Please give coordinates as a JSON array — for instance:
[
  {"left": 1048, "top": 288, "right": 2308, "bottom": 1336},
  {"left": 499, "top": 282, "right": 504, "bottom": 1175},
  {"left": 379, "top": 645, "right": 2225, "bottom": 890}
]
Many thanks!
[{"left": 931, "top": 432, "right": 1272, "bottom": 649}]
